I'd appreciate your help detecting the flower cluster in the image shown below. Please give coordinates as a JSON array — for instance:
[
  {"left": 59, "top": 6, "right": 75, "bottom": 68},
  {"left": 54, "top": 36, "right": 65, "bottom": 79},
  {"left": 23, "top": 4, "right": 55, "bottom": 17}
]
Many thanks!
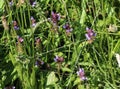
[
  {"left": 85, "top": 27, "right": 96, "bottom": 43},
  {"left": 35, "top": 60, "right": 44, "bottom": 67},
  {"left": 51, "top": 11, "right": 60, "bottom": 25},
  {"left": 63, "top": 23, "right": 73, "bottom": 35},
  {"left": 77, "top": 68, "right": 87, "bottom": 81},
  {"left": 31, "top": 16, "right": 36, "bottom": 27},
  {"left": 30, "top": 0, "right": 36, "bottom": 7},
  {"left": 54, "top": 55, "right": 64, "bottom": 63},
  {"left": 13, "top": 21, "right": 19, "bottom": 30}
]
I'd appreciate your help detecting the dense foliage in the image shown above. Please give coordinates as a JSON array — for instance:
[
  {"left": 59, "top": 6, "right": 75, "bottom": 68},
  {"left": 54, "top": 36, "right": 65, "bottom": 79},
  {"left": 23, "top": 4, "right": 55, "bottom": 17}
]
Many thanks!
[{"left": 0, "top": 0, "right": 120, "bottom": 89}]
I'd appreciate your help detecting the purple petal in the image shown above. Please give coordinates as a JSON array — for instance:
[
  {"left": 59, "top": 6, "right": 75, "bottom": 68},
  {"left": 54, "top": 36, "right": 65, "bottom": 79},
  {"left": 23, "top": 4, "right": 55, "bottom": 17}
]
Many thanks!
[
  {"left": 32, "top": 23, "right": 36, "bottom": 27},
  {"left": 85, "top": 34, "right": 91, "bottom": 40},
  {"left": 57, "top": 14, "right": 60, "bottom": 20},
  {"left": 86, "top": 27, "right": 89, "bottom": 31},
  {"left": 81, "top": 76, "right": 87, "bottom": 81}
]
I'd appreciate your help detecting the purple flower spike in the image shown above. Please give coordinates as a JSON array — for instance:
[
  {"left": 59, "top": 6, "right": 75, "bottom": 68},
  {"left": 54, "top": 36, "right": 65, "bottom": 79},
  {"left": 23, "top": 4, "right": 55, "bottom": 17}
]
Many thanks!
[
  {"left": 54, "top": 55, "right": 64, "bottom": 63},
  {"left": 51, "top": 11, "right": 60, "bottom": 24},
  {"left": 77, "top": 68, "right": 87, "bottom": 81},
  {"left": 85, "top": 27, "right": 96, "bottom": 43},
  {"left": 63, "top": 23, "right": 73, "bottom": 33}
]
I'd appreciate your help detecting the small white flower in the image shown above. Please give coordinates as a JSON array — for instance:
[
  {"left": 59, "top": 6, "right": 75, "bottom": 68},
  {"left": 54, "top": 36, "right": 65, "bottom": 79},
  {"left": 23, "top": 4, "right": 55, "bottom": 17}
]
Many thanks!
[{"left": 115, "top": 53, "right": 120, "bottom": 67}]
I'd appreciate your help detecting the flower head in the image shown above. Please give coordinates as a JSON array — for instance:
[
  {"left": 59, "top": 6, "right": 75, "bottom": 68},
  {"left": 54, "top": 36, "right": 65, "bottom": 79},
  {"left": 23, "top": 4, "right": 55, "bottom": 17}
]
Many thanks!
[
  {"left": 77, "top": 68, "right": 87, "bottom": 81},
  {"left": 85, "top": 27, "right": 96, "bottom": 43},
  {"left": 13, "top": 21, "right": 19, "bottom": 30},
  {"left": 35, "top": 60, "right": 44, "bottom": 67},
  {"left": 54, "top": 55, "right": 64, "bottom": 63},
  {"left": 63, "top": 23, "right": 73, "bottom": 34},
  {"left": 9, "top": 0, "right": 14, "bottom": 7},
  {"left": 51, "top": 11, "right": 60, "bottom": 24},
  {"left": 30, "top": 0, "right": 36, "bottom": 7}
]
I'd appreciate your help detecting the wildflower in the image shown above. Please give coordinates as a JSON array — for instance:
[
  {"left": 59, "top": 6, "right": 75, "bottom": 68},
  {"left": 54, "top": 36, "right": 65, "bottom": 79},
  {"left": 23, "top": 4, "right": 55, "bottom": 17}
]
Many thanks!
[
  {"left": 9, "top": 0, "right": 14, "bottom": 7},
  {"left": 63, "top": 23, "right": 73, "bottom": 35},
  {"left": 108, "top": 24, "right": 117, "bottom": 32},
  {"left": 51, "top": 11, "right": 60, "bottom": 25},
  {"left": 30, "top": 0, "right": 36, "bottom": 7},
  {"left": 31, "top": 16, "right": 36, "bottom": 27},
  {"left": 4, "top": 86, "right": 15, "bottom": 89},
  {"left": 13, "top": 21, "right": 19, "bottom": 30},
  {"left": 54, "top": 55, "right": 64, "bottom": 63},
  {"left": 17, "top": 36, "right": 24, "bottom": 43},
  {"left": 35, "top": 60, "right": 44, "bottom": 67},
  {"left": 115, "top": 53, "right": 120, "bottom": 67},
  {"left": 85, "top": 27, "right": 96, "bottom": 43},
  {"left": 77, "top": 68, "right": 87, "bottom": 81}
]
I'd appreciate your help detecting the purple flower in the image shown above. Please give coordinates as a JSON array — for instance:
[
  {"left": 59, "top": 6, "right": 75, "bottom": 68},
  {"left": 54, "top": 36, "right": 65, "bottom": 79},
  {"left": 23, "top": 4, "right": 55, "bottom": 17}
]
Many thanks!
[
  {"left": 85, "top": 27, "right": 96, "bottom": 43},
  {"left": 54, "top": 55, "right": 64, "bottom": 63},
  {"left": 17, "top": 36, "right": 24, "bottom": 43},
  {"left": 51, "top": 11, "right": 60, "bottom": 24},
  {"left": 30, "top": 0, "right": 36, "bottom": 7},
  {"left": 77, "top": 68, "right": 87, "bottom": 81},
  {"left": 9, "top": 1, "right": 13, "bottom": 7},
  {"left": 13, "top": 21, "right": 19, "bottom": 30},
  {"left": 32, "top": 1, "right": 36, "bottom": 7},
  {"left": 63, "top": 23, "right": 73, "bottom": 33},
  {"left": 35, "top": 60, "right": 44, "bottom": 67},
  {"left": 31, "top": 16, "right": 36, "bottom": 27},
  {"left": 14, "top": 26, "right": 19, "bottom": 30}
]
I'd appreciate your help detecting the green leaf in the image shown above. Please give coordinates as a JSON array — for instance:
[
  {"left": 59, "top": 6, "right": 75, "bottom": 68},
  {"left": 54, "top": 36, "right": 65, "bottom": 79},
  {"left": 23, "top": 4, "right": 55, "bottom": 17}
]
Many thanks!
[
  {"left": 30, "top": 68, "right": 36, "bottom": 87},
  {"left": 80, "top": 10, "right": 86, "bottom": 25},
  {"left": 62, "top": 67, "right": 72, "bottom": 73},
  {"left": 0, "top": 0, "right": 4, "bottom": 9},
  {"left": 46, "top": 72, "right": 58, "bottom": 86}
]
